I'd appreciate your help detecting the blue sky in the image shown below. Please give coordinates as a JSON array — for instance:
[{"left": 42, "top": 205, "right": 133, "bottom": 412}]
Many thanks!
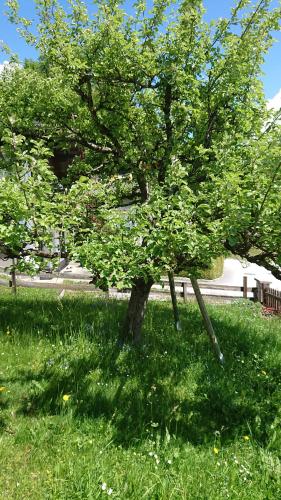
[{"left": 0, "top": 0, "right": 280, "bottom": 99}]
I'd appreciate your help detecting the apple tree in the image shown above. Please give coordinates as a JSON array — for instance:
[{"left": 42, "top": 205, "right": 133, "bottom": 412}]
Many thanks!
[{"left": 2, "top": 0, "right": 281, "bottom": 341}]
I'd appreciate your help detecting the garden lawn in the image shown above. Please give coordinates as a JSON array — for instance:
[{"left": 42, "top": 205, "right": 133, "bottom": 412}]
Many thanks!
[{"left": 0, "top": 287, "right": 280, "bottom": 499}]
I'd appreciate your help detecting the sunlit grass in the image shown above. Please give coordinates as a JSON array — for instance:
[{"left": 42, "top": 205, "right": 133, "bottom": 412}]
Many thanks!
[{"left": 0, "top": 287, "right": 280, "bottom": 499}]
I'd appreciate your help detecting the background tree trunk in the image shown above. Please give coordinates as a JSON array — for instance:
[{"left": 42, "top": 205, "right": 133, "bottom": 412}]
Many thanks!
[
  {"left": 9, "top": 258, "right": 17, "bottom": 295},
  {"left": 121, "top": 277, "right": 153, "bottom": 345}
]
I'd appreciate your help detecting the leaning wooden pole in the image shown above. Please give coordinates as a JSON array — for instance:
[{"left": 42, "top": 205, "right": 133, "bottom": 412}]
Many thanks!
[
  {"left": 168, "top": 270, "right": 181, "bottom": 331},
  {"left": 190, "top": 277, "right": 224, "bottom": 365}
]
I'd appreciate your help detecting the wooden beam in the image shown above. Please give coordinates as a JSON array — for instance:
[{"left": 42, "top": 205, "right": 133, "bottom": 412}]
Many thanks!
[
  {"left": 168, "top": 270, "right": 181, "bottom": 331},
  {"left": 190, "top": 277, "right": 224, "bottom": 365},
  {"left": 243, "top": 276, "right": 248, "bottom": 299}
]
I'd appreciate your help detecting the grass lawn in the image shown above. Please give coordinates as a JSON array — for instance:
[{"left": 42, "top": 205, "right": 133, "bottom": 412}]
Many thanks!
[{"left": 0, "top": 288, "right": 280, "bottom": 499}]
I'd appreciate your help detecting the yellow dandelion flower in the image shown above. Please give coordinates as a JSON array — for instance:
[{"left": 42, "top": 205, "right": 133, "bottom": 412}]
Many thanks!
[
  {"left": 62, "top": 394, "right": 71, "bottom": 402},
  {"left": 213, "top": 447, "right": 219, "bottom": 454},
  {"left": 243, "top": 435, "right": 250, "bottom": 441},
  {"left": 0, "top": 386, "right": 6, "bottom": 392},
  {"left": 261, "top": 370, "right": 267, "bottom": 376}
]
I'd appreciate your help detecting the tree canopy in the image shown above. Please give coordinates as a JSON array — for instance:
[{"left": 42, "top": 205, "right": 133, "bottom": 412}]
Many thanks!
[{"left": 1, "top": 0, "right": 281, "bottom": 341}]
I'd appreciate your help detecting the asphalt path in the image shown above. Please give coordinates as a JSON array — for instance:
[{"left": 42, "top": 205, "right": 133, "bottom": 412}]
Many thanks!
[
  {"left": 213, "top": 258, "right": 281, "bottom": 291},
  {"left": 1, "top": 257, "right": 281, "bottom": 298}
]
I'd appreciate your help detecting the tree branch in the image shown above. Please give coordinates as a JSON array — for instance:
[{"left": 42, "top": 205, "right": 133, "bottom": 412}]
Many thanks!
[
  {"left": 75, "top": 74, "right": 122, "bottom": 156},
  {"left": 209, "top": 0, "right": 268, "bottom": 91},
  {"left": 158, "top": 83, "right": 173, "bottom": 184},
  {"left": 64, "top": 123, "right": 114, "bottom": 153},
  {"left": 256, "top": 160, "right": 281, "bottom": 222}
]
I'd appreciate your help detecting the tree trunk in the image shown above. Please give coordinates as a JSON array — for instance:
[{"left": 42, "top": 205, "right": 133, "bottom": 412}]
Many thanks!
[
  {"left": 9, "top": 258, "right": 17, "bottom": 295},
  {"left": 121, "top": 277, "right": 153, "bottom": 345}
]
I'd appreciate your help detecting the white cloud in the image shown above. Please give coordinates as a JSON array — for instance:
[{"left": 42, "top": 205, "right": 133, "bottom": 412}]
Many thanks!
[
  {"left": 267, "top": 88, "right": 281, "bottom": 111},
  {"left": 0, "top": 60, "right": 9, "bottom": 73},
  {"left": 0, "top": 60, "right": 22, "bottom": 78}
]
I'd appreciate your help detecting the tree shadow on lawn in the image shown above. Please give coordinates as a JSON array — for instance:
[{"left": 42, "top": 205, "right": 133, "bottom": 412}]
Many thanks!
[
  {"left": 0, "top": 289, "right": 125, "bottom": 343},
  {"left": 1, "top": 292, "right": 281, "bottom": 448}
]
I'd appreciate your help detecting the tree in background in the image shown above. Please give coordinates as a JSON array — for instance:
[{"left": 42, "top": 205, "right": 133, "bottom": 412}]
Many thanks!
[
  {"left": 1, "top": 0, "right": 281, "bottom": 342},
  {"left": 0, "top": 129, "right": 60, "bottom": 290}
]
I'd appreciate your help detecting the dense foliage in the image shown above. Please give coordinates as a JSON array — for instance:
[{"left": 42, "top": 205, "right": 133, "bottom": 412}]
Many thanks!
[
  {"left": 0, "top": 130, "right": 60, "bottom": 272},
  {"left": 0, "top": 0, "right": 281, "bottom": 339}
]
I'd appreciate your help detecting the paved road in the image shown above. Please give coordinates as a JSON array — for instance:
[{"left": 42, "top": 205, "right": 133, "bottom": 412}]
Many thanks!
[
  {"left": 1, "top": 257, "right": 281, "bottom": 296},
  {"left": 213, "top": 258, "right": 281, "bottom": 291},
  {"left": 62, "top": 258, "right": 281, "bottom": 288}
]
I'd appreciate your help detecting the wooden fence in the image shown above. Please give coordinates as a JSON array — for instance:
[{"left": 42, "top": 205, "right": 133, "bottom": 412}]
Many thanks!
[
  {"left": 154, "top": 275, "right": 254, "bottom": 302},
  {"left": 265, "top": 288, "right": 281, "bottom": 311},
  {"left": 0, "top": 272, "right": 257, "bottom": 302},
  {"left": 255, "top": 278, "right": 281, "bottom": 312},
  {"left": 2, "top": 271, "right": 281, "bottom": 308}
]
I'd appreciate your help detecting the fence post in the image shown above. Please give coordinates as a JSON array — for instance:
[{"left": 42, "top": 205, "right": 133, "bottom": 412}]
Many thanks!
[
  {"left": 277, "top": 291, "right": 281, "bottom": 312},
  {"left": 255, "top": 279, "right": 262, "bottom": 302},
  {"left": 262, "top": 282, "right": 271, "bottom": 307},
  {"left": 255, "top": 279, "right": 271, "bottom": 304},
  {"left": 243, "top": 276, "right": 248, "bottom": 299}
]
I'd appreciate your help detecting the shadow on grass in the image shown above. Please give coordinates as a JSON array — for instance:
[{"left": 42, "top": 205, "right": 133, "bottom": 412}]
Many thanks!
[
  {"left": 1, "top": 289, "right": 281, "bottom": 448},
  {"left": 0, "top": 288, "right": 124, "bottom": 342}
]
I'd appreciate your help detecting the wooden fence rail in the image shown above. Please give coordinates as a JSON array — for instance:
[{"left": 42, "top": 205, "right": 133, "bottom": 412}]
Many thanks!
[
  {"left": 264, "top": 288, "right": 281, "bottom": 312},
  {"left": 155, "top": 277, "right": 254, "bottom": 302},
  {"left": 2, "top": 271, "right": 281, "bottom": 313},
  {"left": 0, "top": 274, "right": 257, "bottom": 302},
  {"left": 255, "top": 278, "right": 281, "bottom": 312}
]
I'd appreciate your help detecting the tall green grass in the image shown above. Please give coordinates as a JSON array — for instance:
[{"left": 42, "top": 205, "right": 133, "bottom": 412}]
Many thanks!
[{"left": 0, "top": 287, "right": 280, "bottom": 499}]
